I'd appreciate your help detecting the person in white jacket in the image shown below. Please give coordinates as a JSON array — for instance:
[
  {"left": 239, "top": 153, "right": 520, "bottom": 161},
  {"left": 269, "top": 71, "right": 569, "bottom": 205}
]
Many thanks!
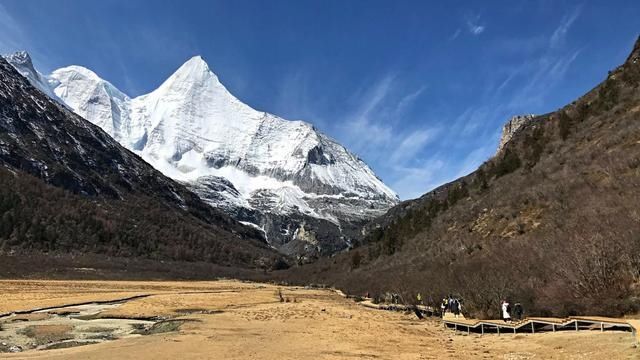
[{"left": 501, "top": 300, "right": 511, "bottom": 322}]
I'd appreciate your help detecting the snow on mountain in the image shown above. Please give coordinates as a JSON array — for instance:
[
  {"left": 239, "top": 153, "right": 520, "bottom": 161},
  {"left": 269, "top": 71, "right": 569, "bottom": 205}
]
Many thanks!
[
  {"left": 49, "top": 65, "right": 131, "bottom": 141},
  {"left": 6, "top": 52, "right": 399, "bottom": 257}
]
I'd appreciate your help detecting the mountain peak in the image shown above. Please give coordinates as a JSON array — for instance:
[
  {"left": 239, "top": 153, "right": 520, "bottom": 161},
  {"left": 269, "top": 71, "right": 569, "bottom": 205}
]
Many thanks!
[
  {"left": 6, "top": 50, "right": 33, "bottom": 66},
  {"left": 52, "top": 65, "right": 105, "bottom": 83},
  {"left": 5, "top": 50, "right": 37, "bottom": 80},
  {"left": 189, "top": 55, "right": 206, "bottom": 64},
  {"left": 170, "top": 55, "right": 218, "bottom": 83}
]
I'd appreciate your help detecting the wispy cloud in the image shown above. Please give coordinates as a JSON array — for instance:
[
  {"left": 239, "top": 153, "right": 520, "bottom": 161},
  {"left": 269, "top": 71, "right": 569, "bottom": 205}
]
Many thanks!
[
  {"left": 390, "top": 129, "right": 436, "bottom": 163},
  {"left": 337, "top": 75, "right": 430, "bottom": 157},
  {"left": 339, "top": 75, "right": 396, "bottom": 154},
  {"left": 449, "top": 28, "right": 462, "bottom": 41},
  {"left": 325, "top": 74, "right": 440, "bottom": 198},
  {"left": 466, "top": 14, "right": 486, "bottom": 36},
  {"left": 396, "top": 86, "right": 426, "bottom": 114},
  {"left": 504, "top": 48, "right": 582, "bottom": 111},
  {"left": 550, "top": 5, "right": 582, "bottom": 48}
]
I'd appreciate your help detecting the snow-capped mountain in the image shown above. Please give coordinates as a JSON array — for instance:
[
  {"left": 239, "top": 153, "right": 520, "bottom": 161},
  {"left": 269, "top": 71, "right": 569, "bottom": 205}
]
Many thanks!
[{"left": 7, "top": 52, "right": 399, "bottom": 257}]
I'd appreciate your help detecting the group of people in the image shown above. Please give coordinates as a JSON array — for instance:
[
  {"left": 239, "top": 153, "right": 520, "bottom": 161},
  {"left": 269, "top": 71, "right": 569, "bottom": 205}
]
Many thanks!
[
  {"left": 440, "top": 296, "right": 463, "bottom": 318},
  {"left": 501, "top": 300, "right": 524, "bottom": 322},
  {"left": 372, "top": 291, "right": 524, "bottom": 322}
]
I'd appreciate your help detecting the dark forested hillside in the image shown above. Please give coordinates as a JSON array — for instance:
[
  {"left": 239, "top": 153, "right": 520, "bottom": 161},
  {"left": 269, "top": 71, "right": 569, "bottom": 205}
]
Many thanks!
[
  {"left": 280, "top": 37, "right": 640, "bottom": 318},
  {"left": 0, "top": 56, "right": 283, "bottom": 269}
]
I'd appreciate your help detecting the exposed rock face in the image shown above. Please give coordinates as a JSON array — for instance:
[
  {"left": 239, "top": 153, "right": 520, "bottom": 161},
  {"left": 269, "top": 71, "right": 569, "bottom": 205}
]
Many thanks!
[
  {"left": 6, "top": 53, "right": 399, "bottom": 258},
  {"left": 497, "top": 114, "right": 536, "bottom": 153}
]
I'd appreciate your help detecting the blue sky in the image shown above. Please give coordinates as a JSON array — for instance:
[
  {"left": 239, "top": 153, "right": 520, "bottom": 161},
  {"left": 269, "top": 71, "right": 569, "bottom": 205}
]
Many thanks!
[{"left": 1, "top": 1, "right": 638, "bottom": 199}]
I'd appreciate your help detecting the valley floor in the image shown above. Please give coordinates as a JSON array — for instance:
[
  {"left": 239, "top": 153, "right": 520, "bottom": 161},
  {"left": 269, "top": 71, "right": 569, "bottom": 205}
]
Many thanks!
[{"left": 0, "top": 280, "right": 637, "bottom": 359}]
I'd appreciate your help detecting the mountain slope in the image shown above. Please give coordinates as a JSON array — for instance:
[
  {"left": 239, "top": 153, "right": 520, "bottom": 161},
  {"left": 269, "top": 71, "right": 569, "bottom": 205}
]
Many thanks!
[
  {"left": 280, "top": 37, "right": 640, "bottom": 318},
  {"left": 0, "top": 55, "right": 282, "bottom": 268},
  {"left": 9, "top": 54, "right": 399, "bottom": 258}
]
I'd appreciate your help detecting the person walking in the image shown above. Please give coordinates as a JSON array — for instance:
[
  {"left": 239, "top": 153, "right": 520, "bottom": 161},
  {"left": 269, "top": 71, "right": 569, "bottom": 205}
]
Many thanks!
[
  {"left": 416, "top": 292, "right": 423, "bottom": 305},
  {"left": 514, "top": 303, "right": 523, "bottom": 320},
  {"left": 451, "top": 298, "right": 460, "bottom": 318},
  {"left": 441, "top": 298, "right": 448, "bottom": 317},
  {"left": 501, "top": 300, "right": 511, "bottom": 323}
]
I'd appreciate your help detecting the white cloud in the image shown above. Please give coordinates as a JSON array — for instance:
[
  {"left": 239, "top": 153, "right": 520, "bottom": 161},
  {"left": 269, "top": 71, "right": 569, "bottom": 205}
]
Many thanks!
[
  {"left": 329, "top": 75, "right": 439, "bottom": 199},
  {"left": 505, "top": 48, "right": 582, "bottom": 110},
  {"left": 395, "top": 85, "right": 426, "bottom": 115},
  {"left": 390, "top": 129, "right": 435, "bottom": 163},
  {"left": 550, "top": 6, "right": 582, "bottom": 48},
  {"left": 466, "top": 14, "right": 486, "bottom": 36},
  {"left": 468, "top": 24, "right": 485, "bottom": 35},
  {"left": 338, "top": 75, "right": 430, "bottom": 158},
  {"left": 356, "top": 75, "right": 396, "bottom": 119},
  {"left": 339, "top": 75, "right": 396, "bottom": 154}
]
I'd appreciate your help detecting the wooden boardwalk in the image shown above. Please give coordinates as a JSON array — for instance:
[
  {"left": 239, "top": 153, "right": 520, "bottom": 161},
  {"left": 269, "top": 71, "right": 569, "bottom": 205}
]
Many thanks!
[
  {"left": 331, "top": 289, "right": 640, "bottom": 344},
  {"left": 443, "top": 315, "right": 638, "bottom": 341}
]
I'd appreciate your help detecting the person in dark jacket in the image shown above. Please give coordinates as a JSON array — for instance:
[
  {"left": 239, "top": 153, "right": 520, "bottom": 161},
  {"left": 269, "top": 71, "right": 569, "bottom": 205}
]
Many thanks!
[
  {"left": 451, "top": 299, "right": 460, "bottom": 318},
  {"left": 513, "top": 303, "right": 524, "bottom": 320}
]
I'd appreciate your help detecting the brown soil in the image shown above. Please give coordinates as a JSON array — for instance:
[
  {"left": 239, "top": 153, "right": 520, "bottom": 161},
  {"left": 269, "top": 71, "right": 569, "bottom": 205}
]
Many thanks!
[{"left": 0, "top": 280, "right": 637, "bottom": 359}]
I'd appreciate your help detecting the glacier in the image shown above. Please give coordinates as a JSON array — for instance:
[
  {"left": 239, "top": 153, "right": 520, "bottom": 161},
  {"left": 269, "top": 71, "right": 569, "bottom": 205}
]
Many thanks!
[{"left": 6, "top": 52, "right": 399, "bottom": 258}]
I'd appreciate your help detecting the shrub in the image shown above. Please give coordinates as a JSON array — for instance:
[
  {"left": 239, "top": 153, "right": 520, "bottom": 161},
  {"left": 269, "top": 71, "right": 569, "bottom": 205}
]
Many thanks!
[
  {"left": 597, "top": 78, "right": 620, "bottom": 111},
  {"left": 350, "top": 251, "right": 362, "bottom": 269},
  {"left": 523, "top": 126, "right": 547, "bottom": 167},
  {"left": 447, "top": 182, "right": 469, "bottom": 206},
  {"left": 271, "top": 258, "right": 290, "bottom": 271},
  {"left": 474, "top": 167, "right": 489, "bottom": 191},
  {"left": 493, "top": 150, "right": 521, "bottom": 178},
  {"left": 558, "top": 111, "right": 572, "bottom": 140}
]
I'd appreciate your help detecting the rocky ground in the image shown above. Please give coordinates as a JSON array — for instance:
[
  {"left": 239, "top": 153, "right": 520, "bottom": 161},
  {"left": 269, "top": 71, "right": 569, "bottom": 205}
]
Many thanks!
[{"left": 0, "top": 280, "right": 637, "bottom": 359}]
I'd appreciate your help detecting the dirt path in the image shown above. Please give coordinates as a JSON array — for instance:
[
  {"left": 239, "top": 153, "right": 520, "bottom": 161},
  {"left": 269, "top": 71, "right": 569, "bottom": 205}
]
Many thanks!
[{"left": 0, "top": 280, "right": 637, "bottom": 359}]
